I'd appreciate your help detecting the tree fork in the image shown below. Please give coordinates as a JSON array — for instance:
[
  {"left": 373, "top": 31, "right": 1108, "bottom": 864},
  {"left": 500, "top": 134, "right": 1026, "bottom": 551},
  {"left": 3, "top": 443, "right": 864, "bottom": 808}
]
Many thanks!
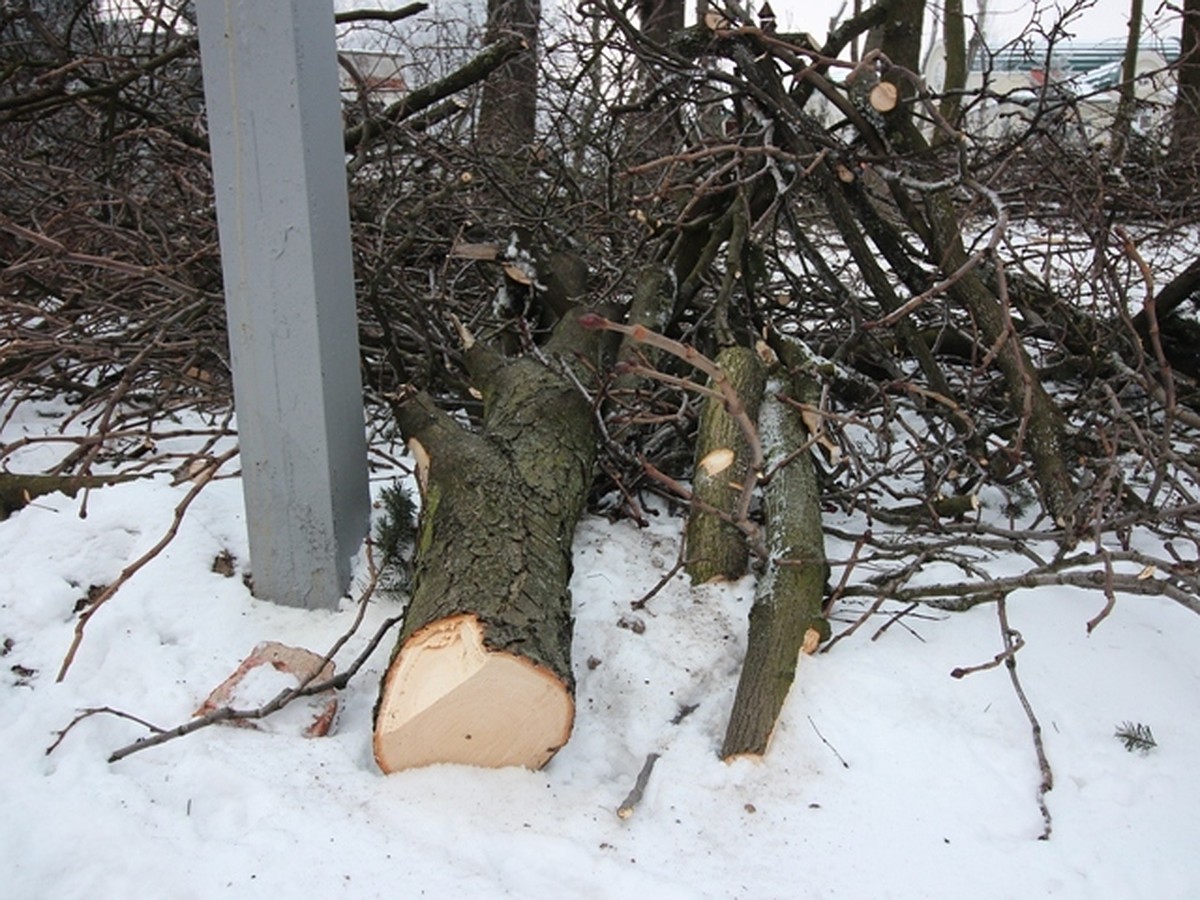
[{"left": 374, "top": 310, "right": 614, "bottom": 772}]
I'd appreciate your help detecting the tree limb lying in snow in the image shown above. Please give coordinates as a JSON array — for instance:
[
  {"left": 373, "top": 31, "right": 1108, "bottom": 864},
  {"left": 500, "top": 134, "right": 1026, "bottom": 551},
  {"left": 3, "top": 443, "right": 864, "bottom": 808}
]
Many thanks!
[
  {"left": 946, "top": 596, "right": 1053, "bottom": 839},
  {"left": 997, "top": 596, "right": 1054, "bottom": 841},
  {"left": 834, "top": 542, "right": 1200, "bottom": 621}
]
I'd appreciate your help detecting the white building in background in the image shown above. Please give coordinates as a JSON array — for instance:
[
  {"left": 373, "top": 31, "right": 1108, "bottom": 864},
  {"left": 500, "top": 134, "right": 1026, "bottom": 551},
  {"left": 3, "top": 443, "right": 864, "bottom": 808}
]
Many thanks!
[
  {"left": 328, "top": 0, "right": 1182, "bottom": 148},
  {"left": 336, "top": 50, "right": 411, "bottom": 107},
  {"left": 925, "top": 38, "right": 1181, "bottom": 143},
  {"left": 334, "top": 0, "right": 486, "bottom": 107}
]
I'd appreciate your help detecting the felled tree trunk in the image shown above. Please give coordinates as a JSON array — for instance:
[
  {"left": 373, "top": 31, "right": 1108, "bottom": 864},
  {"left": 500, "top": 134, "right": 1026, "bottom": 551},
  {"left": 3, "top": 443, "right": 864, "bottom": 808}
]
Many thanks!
[
  {"left": 685, "top": 345, "right": 767, "bottom": 584},
  {"left": 721, "top": 367, "right": 829, "bottom": 760},
  {"left": 373, "top": 311, "right": 612, "bottom": 773}
]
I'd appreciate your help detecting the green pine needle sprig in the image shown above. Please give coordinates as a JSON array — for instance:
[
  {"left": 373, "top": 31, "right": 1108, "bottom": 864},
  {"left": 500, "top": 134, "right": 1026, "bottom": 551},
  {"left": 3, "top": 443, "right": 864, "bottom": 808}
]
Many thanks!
[{"left": 1114, "top": 721, "right": 1157, "bottom": 755}]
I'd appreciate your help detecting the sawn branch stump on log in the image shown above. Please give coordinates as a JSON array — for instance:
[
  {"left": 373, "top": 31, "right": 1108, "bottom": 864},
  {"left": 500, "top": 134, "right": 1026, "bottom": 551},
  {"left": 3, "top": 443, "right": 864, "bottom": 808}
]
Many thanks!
[{"left": 373, "top": 311, "right": 613, "bottom": 773}]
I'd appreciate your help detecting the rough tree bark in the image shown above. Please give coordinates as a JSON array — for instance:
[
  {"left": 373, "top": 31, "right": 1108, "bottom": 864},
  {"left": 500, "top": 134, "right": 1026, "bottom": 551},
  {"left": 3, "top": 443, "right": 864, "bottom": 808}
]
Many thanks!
[
  {"left": 477, "top": 0, "right": 540, "bottom": 151},
  {"left": 722, "top": 353, "right": 829, "bottom": 760},
  {"left": 938, "top": 0, "right": 967, "bottom": 131},
  {"left": 1174, "top": 0, "right": 1200, "bottom": 156},
  {"left": 373, "top": 310, "right": 614, "bottom": 772},
  {"left": 685, "top": 345, "right": 766, "bottom": 584}
]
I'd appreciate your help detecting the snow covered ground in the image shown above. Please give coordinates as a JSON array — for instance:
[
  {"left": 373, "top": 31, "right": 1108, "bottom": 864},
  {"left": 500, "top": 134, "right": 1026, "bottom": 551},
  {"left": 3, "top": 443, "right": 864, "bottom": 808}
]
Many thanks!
[{"left": 2, "top": 400, "right": 1199, "bottom": 899}]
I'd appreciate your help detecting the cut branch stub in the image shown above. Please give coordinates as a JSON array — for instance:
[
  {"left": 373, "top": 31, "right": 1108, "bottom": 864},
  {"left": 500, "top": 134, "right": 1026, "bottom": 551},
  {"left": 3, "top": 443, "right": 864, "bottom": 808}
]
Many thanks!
[
  {"left": 869, "top": 81, "right": 899, "bottom": 113},
  {"left": 374, "top": 615, "right": 573, "bottom": 771}
]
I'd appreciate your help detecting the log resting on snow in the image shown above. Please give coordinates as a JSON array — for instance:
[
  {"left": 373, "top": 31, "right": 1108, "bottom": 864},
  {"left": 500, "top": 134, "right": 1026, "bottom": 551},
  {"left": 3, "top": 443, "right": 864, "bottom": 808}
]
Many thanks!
[
  {"left": 721, "top": 365, "right": 829, "bottom": 761},
  {"left": 373, "top": 310, "right": 614, "bottom": 773}
]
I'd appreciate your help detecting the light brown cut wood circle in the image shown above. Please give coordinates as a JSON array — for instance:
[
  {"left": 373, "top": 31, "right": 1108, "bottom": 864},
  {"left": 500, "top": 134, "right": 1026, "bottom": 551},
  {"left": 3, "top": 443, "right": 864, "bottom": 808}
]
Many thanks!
[
  {"left": 869, "top": 81, "right": 899, "bottom": 113},
  {"left": 698, "top": 447, "right": 735, "bottom": 477},
  {"left": 374, "top": 614, "right": 573, "bottom": 772},
  {"left": 502, "top": 262, "right": 534, "bottom": 285}
]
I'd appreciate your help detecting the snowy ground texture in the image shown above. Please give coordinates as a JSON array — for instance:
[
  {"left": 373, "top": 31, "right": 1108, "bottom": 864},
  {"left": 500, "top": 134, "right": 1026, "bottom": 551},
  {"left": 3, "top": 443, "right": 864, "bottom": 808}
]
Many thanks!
[{"left": 3, "top": 400, "right": 1199, "bottom": 900}]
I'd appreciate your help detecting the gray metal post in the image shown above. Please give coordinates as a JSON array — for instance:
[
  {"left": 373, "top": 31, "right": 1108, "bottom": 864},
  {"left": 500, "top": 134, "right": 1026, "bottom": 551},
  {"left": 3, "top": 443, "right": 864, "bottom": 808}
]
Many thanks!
[{"left": 196, "top": 0, "right": 369, "bottom": 609}]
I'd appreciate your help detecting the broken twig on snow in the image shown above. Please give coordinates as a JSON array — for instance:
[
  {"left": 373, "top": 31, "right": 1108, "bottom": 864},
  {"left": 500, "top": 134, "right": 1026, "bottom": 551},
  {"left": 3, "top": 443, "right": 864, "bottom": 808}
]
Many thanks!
[
  {"left": 617, "top": 752, "right": 662, "bottom": 820},
  {"left": 998, "top": 597, "right": 1053, "bottom": 840}
]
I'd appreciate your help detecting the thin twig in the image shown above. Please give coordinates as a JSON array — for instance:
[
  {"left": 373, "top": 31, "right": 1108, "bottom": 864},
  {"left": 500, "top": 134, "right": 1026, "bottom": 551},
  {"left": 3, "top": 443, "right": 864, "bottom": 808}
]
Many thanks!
[
  {"left": 1085, "top": 549, "right": 1118, "bottom": 634},
  {"left": 617, "top": 752, "right": 661, "bottom": 819},
  {"left": 997, "top": 597, "right": 1054, "bottom": 840},
  {"left": 950, "top": 608, "right": 1024, "bottom": 678},
  {"left": 46, "top": 706, "right": 166, "bottom": 756},
  {"left": 640, "top": 457, "right": 766, "bottom": 557},
  {"left": 870, "top": 601, "right": 926, "bottom": 642},
  {"left": 822, "top": 594, "right": 888, "bottom": 653},
  {"left": 56, "top": 446, "right": 240, "bottom": 682},
  {"left": 807, "top": 716, "right": 850, "bottom": 768},
  {"left": 631, "top": 536, "right": 689, "bottom": 611},
  {"left": 1, "top": 217, "right": 210, "bottom": 298},
  {"left": 823, "top": 552, "right": 928, "bottom": 652}
]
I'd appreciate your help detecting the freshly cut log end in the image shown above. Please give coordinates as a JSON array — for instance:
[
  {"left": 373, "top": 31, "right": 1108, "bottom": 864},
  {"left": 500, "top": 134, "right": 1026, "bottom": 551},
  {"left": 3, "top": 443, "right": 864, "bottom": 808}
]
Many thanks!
[
  {"left": 373, "top": 614, "right": 574, "bottom": 773},
  {"left": 869, "top": 81, "right": 899, "bottom": 113}
]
